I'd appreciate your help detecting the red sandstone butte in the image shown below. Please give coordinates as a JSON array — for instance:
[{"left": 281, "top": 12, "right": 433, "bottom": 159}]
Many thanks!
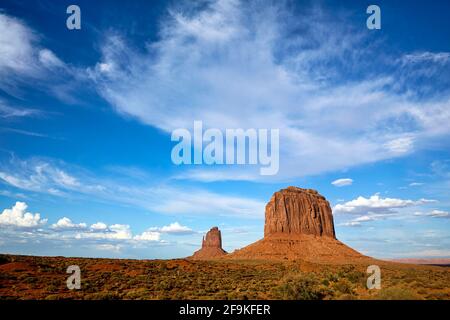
[
  {"left": 264, "top": 186, "right": 336, "bottom": 238},
  {"left": 227, "top": 187, "right": 370, "bottom": 263},
  {"left": 190, "top": 227, "right": 227, "bottom": 260}
]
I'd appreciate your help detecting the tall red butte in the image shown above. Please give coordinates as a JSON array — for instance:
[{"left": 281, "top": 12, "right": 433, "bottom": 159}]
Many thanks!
[
  {"left": 190, "top": 226, "right": 227, "bottom": 260},
  {"left": 227, "top": 186, "right": 370, "bottom": 263}
]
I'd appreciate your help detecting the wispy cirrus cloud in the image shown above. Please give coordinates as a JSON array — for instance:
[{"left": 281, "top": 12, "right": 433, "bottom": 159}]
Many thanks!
[
  {"left": 0, "top": 12, "right": 67, "bottom": 92},
  {"left": 85, "top": 0, "right": 450, "bottom": 181},
  {"left": 414, "top": 210, "right": 450, "bottom": 219},
  {"left": 0, "top": 100, "right": 42, "bottom": 119},
  {"left": 0, "top": 156, "right": 265, "bottom": 218},
  {"left": 400, "top": 51, "right": 450, "bottom": 65},
  {"left": 0, "top": 12, "right": 90, "bottom": 104}
]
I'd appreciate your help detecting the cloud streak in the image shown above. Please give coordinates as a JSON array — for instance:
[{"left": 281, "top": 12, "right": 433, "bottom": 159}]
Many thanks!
[
  {"left": 331, "top": 178, "right": 353, "bottom": 187},
  {"left": 0, "top": 156, "right": 265, "bottom": 218}
]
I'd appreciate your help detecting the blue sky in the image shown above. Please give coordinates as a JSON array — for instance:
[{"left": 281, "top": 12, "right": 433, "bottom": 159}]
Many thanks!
[{"left": 0, "top": 0, "right": 449, "bottom": 259}]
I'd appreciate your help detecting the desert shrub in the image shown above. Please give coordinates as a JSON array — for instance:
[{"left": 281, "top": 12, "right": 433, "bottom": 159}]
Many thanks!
[
  {"left": 338, "top": 293, "right": 358, "bottom": 300},
  {"left": 276, "top": 274, "right": 328, "bottom": 300},
  {"left": 124, "top": 288, "right": 150, "bottom": 300},
  {"left": 45, "top": 284, "right": 58, "bottom": 293},
  {"left": 333, "top": 278, "right": 354, "bottom": 295},
  {"left": 425, "top": 291, "right": 450, "bottom": 300},
  {"left": 0, "top": 255, "right": 10, "bottom": 265},
  {"left": 344, "top": 270, "right": 365, "bottom": 285},
  {"left": 44, "top": 294, "right": 63, "bottom": 300},
  {"left": 324, "top": 272, "right": 339, "bottom": 282},
  {"left": 23, "top": 276, "right": 38, "bottom": 284},
  {"left": 376, "top": 287, "right": 421, "bottom": 300},
  {"left": 85, "top": 291, "right": 120, "bottom": 300}
]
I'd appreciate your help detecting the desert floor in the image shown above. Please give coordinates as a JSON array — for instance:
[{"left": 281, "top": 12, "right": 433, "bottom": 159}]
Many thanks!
[{"left": 0, "top": 254, "right": 449, "bottom": 300}]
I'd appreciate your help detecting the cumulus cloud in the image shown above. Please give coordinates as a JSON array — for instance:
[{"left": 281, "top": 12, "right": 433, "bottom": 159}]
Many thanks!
[
  {"left": 76, "top": 223, "right": 164, "bottom": 242},
  {"left": 133, "top": 231, "right": 161, "bottom": 241},
  {"left": 331, "top": 178, "right": 353, "bottom": 187},
  {"left": 0, "top": 201, "right": 47, "bottom": 228},
  {"left": 51, "top": 220, "right": 193, "bottom": 242},
  {"left": 87, "top": 0, "right": 450, "bottom": 181},
  {"left": 333, "top": 194, "right": 436, "bottom": 215},
  {"left": 74, "top": 221, "right": 194, "bottom": 242},
  {"left": 76, "top": 224, "right": 132, "bottom": 240},
  {"left": 90, "top": 222, "right": 108, "bottom": 230},
  {"left": 51, "top": 217, "right": 87, "bottom": 230},
  {"left": 149, "top": 222, "right": 195, "bottom": 235}
]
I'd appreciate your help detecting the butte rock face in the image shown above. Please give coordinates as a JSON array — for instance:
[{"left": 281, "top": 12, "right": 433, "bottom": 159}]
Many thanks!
[
  {"left": 190, "top": 227, "right": 227, "bottom": 260},
  {"left": 227, "top": 187, "right": 370, "bottom": 263},
  {"left": 264, "top": 187, "right": 336, "bottom": 239}
]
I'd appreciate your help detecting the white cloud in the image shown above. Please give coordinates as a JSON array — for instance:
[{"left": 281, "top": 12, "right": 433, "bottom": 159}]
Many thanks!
[
  {"left": 38, "top": 49, "right": 64, "bottom": 69},
  {"left": 338, "top": 221, "right": 361, "bottom": 227},
  {"left": 0, "top": 99, "right": 41, "bottom": 118},
  {"left": 427, "top": 210, "right": 450, "bottom": 218},
  {"left": 88, "top": 0, "right": 450, "bottom": 181},
  {"left": 0, "top": 158, "right": 81, "bottom": 194},
  {"left": 333, "top": 194, "right": 436, "bottom": 214},
  {"left": 401, "top": 52, "right": 450, "bottom": 65},
  {"left": 51, "top": 217, "right": 87, "bottom": 230},
  {"left": 415, "top": 210, "right": 450, "bottom": 219},
  {"left": 94, "top": 244, "right": 123, "bottom": 252},
  {"left": 0, "top": 13, "right": 88, "bottom": 105},
  {"left": 77, "top": 222, "right": 165, "bottom": 242},
  {"left": 337, "top": 213, "right": 384, "bottom": 227},
  {"left": 71, "top": 221, "right": 193, "bottom": 242},
  {"left": 150, "top": 222, "right": 195, "bottom": 235},
  {"left": 0, "top": 13, "right": 66, "bottom": 84},
  {"left": 383, "top": 136, "right": 414, "bottom": 154},
  {"left": 90, "top": 222, "right": 108, "bottom": 230},
  {"left": 0, "top": 201, "right": 47, "bottom": 228},
  {"left": 133, "top": 231, "right": 161, "bottom": 241},
  {"left": 409, "top": 182, "right": 423, "bottom": 187},
  {"left": 331, "top": 178, "right": 353, "bottom": 187},
  {"left": 0, "top": 13, "right": 37, "bottom": 76},
  {"left": 76, "top": 224, "right": 132, "bottom": 240}
]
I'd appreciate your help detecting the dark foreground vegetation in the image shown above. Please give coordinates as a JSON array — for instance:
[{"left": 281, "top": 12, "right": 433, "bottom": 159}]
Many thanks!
[{"left": 0, "top": 254, "right": 449, "bottom": 300}]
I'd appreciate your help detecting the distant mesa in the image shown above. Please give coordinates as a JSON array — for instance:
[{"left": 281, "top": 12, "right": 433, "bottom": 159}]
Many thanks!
[
  {"left": 190, "top": 187, "right": 371, "bottom": 263},
  {"left": 189, "top": 226, "right": 227, "bottom": 260}
]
